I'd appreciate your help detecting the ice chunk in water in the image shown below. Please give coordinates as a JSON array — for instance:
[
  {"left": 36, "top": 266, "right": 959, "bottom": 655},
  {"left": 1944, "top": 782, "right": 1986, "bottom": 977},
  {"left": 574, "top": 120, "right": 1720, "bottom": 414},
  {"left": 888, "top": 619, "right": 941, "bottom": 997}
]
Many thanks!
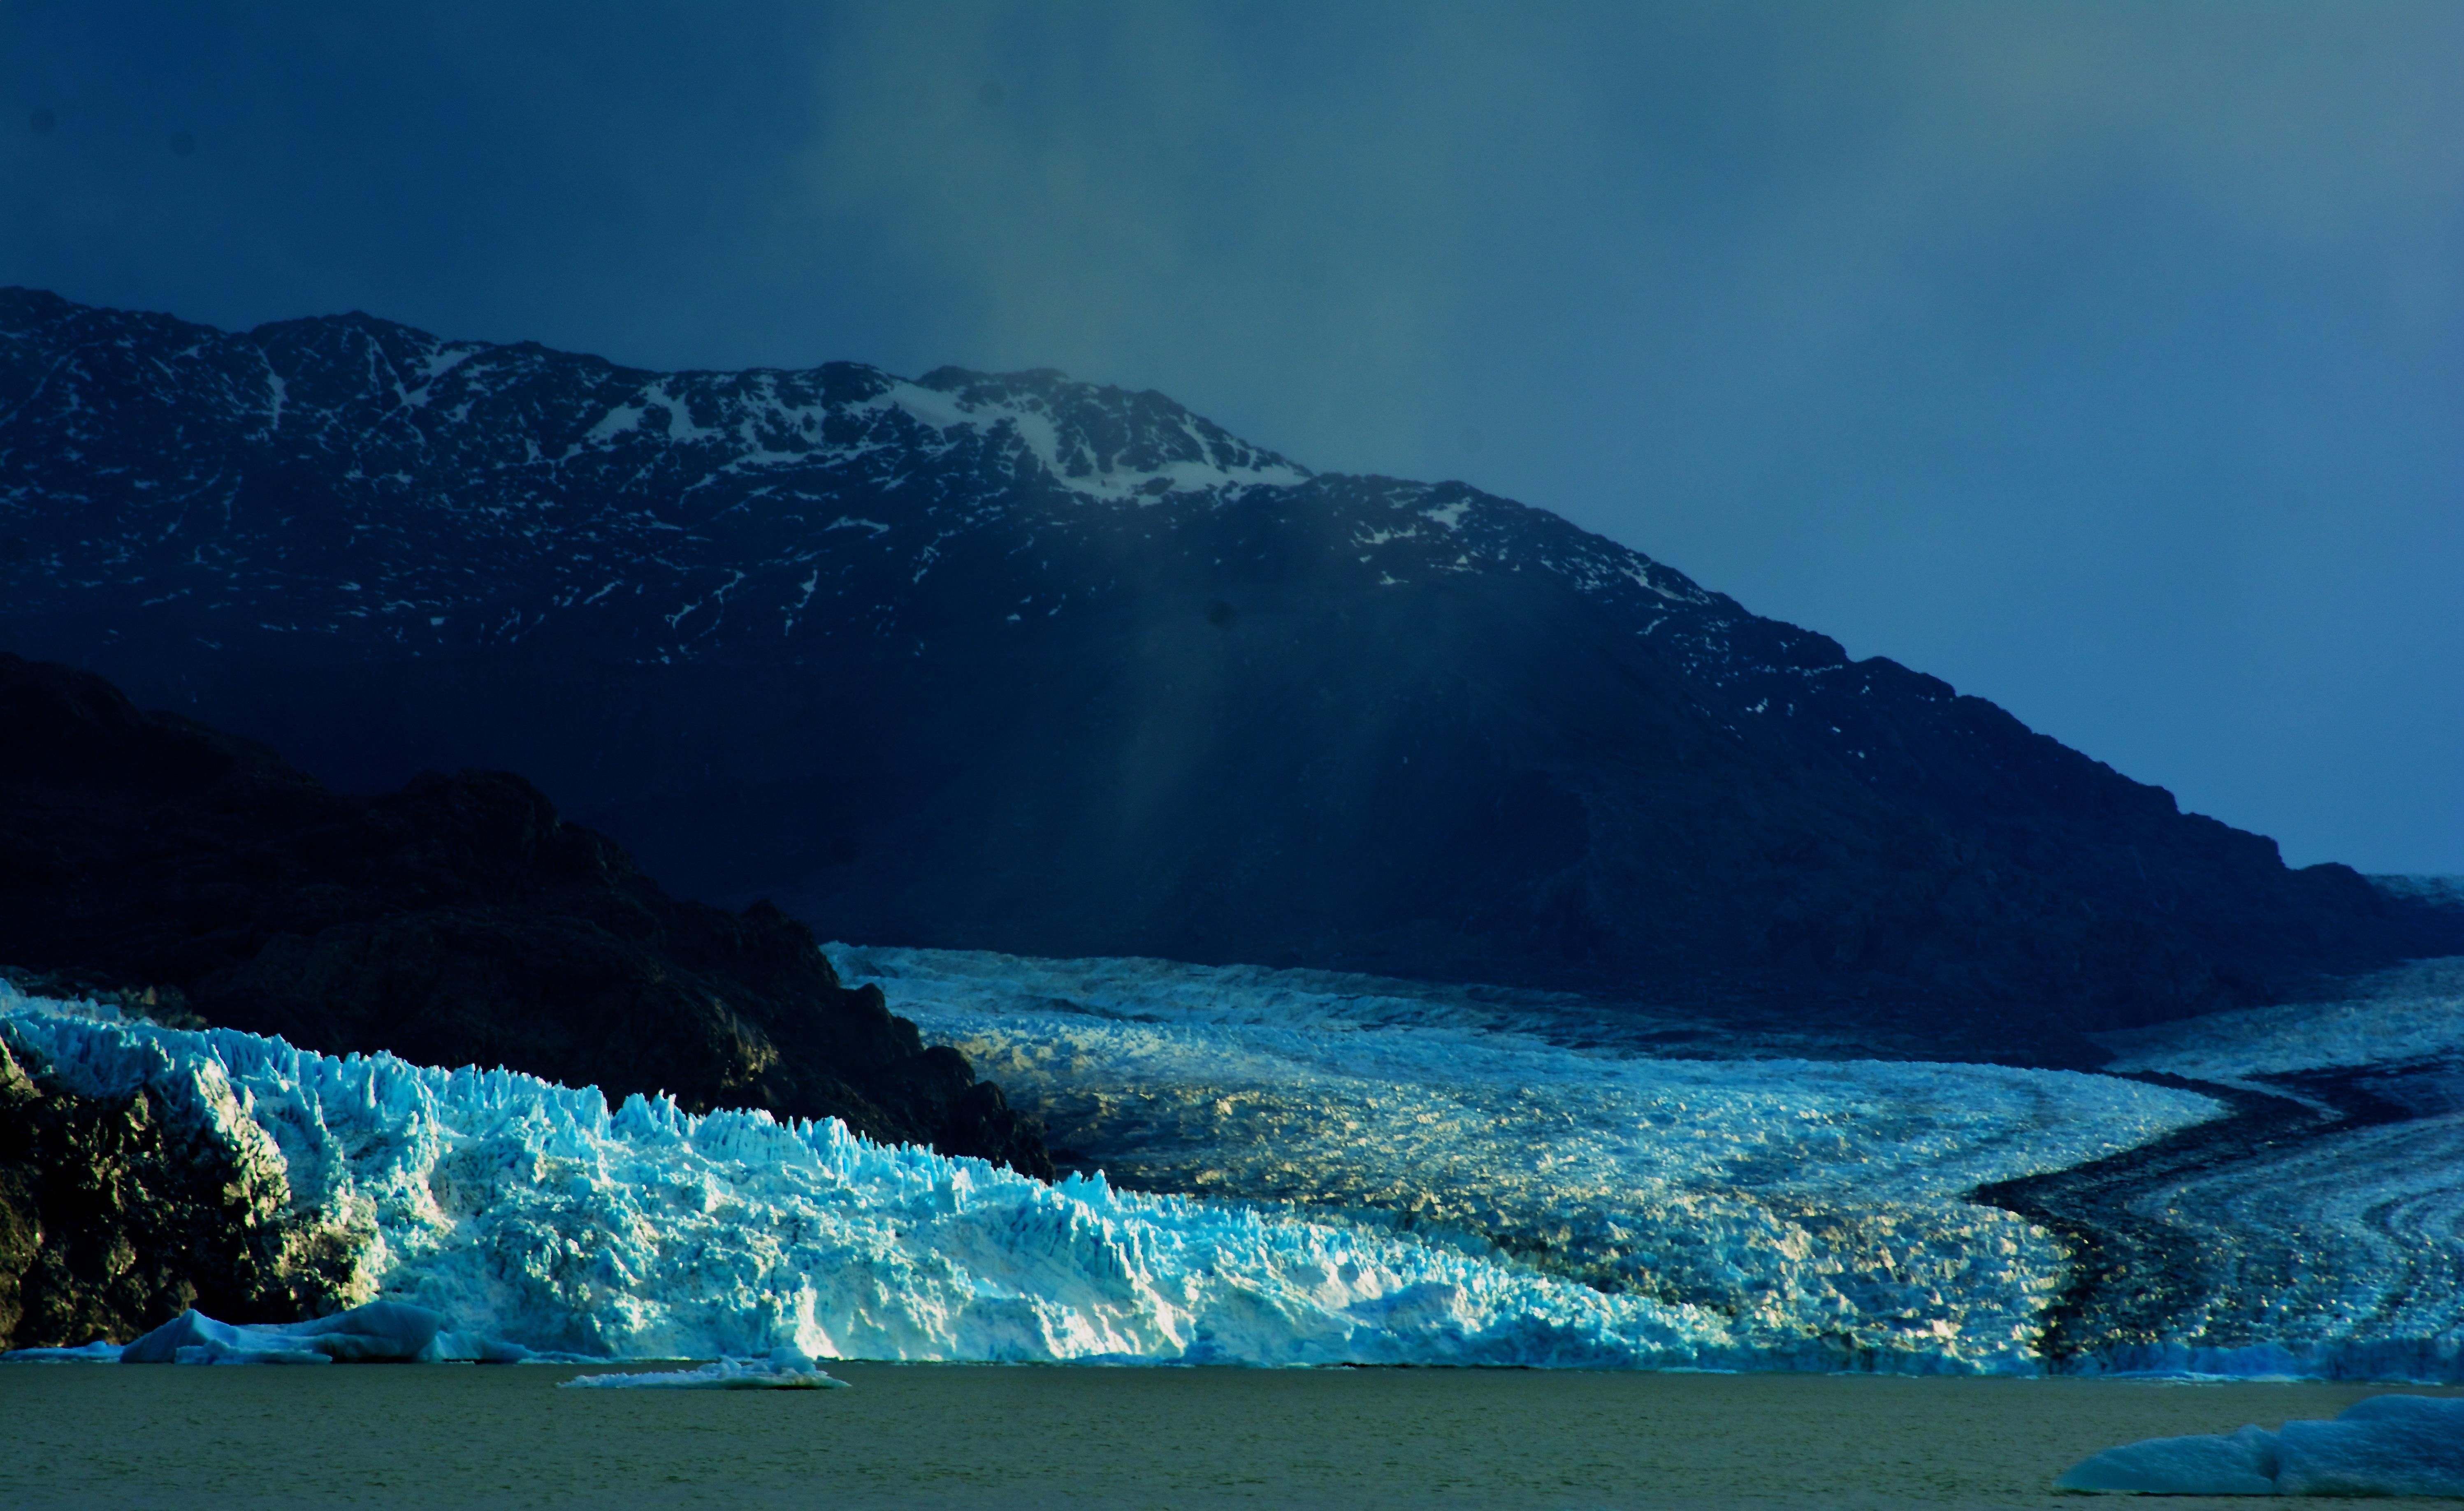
[
  {"left": 2056, "top": 1395, "right": 2464, "bottom": 1496},
  {"left": 119, "top": 1301, "right": 529, "bottom": 1365},
  {"left": 0, "top": 1340, "right": 130, "bottom": 1363},
  {"left": 2277, "top": 1395, "right": 2464, "bottom": 1497},
  {"left": 562, "top": 1356, "right": 851, "bottom": 1390},
  {"left": 2054, "top": 1424, "right": 2280, "bottom": 1495}
]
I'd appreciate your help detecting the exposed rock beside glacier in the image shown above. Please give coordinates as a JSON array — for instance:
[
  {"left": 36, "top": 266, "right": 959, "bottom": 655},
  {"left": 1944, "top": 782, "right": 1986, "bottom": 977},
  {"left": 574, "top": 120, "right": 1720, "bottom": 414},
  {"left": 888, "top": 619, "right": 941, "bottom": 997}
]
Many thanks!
[
  {"left": 0, "top": 1023, "right": 362, "bottom": 1350},
  {"left": 0, "top": 652, "right": 1049, "bottom": 1177}
]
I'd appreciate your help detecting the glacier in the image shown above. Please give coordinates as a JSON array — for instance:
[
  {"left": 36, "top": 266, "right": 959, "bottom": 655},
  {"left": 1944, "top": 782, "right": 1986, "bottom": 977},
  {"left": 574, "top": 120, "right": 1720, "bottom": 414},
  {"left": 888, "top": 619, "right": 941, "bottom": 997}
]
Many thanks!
[
  {"left": 14, "top": 949, "right": 2459, "bottom": 1377},
  {"left": 822, "top": 944, "right": 2224, "bottom": 1369},
  {"left": 824, "top": 944, "right": 2464, "bottom": 1381},
  {"left": 0, "top": 983, "right": 1776, "bottom": 1369},
  {"left": 2096, "top": 956, "right": 2464, "bottom": 1087},
  {"left": 2066, "top": 956, "right": 2464, "bottom": 1381}
]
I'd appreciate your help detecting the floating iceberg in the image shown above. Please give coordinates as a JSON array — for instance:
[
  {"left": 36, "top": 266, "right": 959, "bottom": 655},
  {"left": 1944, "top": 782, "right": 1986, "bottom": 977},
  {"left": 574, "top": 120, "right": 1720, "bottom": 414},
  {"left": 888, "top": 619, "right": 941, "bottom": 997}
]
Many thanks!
[
  {"left": 116, "top": 1300, "right": 530, "bottom": 1364},
  {"left": 564, "top": 1349, "right": 850, "bottom": 1390},
  {"left": 1, "top": 985, "right": 1770, "bottom": 1368},
  {"left": 2056, "top": 1395, "right": 2464, "bottom": 1496},
  {"left": 0, "top": 1340, "right": 128, "bottom": 1363}
]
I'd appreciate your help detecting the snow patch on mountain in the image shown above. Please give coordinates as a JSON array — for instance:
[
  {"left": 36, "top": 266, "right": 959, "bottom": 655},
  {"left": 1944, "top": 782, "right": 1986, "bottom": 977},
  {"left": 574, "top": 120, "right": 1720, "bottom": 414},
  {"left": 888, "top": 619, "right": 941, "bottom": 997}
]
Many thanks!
[{"left": 878, "top": 376, "right": 1310, "bottom": 502}]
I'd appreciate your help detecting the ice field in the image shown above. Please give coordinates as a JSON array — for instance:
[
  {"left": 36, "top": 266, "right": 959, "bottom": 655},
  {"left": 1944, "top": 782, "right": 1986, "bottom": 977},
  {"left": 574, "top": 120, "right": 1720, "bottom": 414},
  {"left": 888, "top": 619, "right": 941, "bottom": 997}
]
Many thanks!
[
  {"left": 2080, "top": 957, "right": 2464, "bottom": 1380},
  {"left": 0, "top": 984, "right": 1763, "bottom": 1368},
  {"left": 829, "top": 945, "right": 2464, "bottom": 1379},
  {"left": 2097, "top": 956, "right": 2464, "bottom": 1088},
  {"left": 11, "top": 944, "right": 2464, "bottom": 1376},
  {"left": 824, "top": 945, "right": 2222, "bottom": 1367}
]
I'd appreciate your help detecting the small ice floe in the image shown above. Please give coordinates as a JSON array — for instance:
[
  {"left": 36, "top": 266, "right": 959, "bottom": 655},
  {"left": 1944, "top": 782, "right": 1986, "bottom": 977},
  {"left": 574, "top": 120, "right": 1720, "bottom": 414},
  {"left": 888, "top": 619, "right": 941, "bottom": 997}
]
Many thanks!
[
  {"left": 2056, "top": 1394, "right": 2464, "bottom": 1496},
  {"left": 111, "top": 1300, "right": 531, "bottom": 1365},
  {"left": 1, "top": 1340, "right": 129, "bottom": 1363},
  {"left": 561, "top": 1347, "right": 850, "bottom": 1391}
]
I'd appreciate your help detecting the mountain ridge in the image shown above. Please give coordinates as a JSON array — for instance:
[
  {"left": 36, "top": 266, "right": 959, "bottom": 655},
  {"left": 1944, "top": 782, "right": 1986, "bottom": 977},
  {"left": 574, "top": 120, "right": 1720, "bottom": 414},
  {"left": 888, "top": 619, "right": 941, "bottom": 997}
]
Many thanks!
[{"left": 5, "top": 286, "right": 2454, "bottom": 1056}]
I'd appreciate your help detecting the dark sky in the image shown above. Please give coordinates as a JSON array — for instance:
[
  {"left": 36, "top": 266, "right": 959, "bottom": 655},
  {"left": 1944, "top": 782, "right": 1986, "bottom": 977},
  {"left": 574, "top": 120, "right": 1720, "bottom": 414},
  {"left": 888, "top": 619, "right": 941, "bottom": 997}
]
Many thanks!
[{"left": 5, "top": 2, "right": 2459, "bottom": 873}]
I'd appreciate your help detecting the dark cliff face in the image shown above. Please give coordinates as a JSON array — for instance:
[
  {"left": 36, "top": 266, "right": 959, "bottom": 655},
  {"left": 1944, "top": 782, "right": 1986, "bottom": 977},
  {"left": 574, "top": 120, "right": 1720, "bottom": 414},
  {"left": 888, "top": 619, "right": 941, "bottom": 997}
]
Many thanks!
[
  {"left": 1, "top": 287, "right": 2455, "bottom": 1057},
  {"left": 0, "top": 654, "right": 1051, "bottom": 1177},
  {"left": 0, "top": 1034, "right": 357, "bottom": 1350}
]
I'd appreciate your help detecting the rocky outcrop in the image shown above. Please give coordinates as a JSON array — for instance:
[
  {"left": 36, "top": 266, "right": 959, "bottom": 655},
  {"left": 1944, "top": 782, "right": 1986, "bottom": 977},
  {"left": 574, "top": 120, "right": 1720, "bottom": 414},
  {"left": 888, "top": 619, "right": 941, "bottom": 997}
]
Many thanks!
[
  {"left": 0, "top": 1033, "right": 354, "bottom": 1351},
  {"left": 0, "top": 654, "right": 1051, "bottom": 1177}
]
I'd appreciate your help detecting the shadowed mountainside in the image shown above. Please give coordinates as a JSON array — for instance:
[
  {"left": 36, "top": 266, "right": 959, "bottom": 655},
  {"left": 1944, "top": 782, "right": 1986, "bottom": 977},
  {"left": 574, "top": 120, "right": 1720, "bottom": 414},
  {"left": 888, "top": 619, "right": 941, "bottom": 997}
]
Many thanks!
[
  {"left": 0, "top": 654, "right": 1051, "bottom": 1177},
  {"left": 2, "top": 286, "right": 2457, "bottom": 1057}
]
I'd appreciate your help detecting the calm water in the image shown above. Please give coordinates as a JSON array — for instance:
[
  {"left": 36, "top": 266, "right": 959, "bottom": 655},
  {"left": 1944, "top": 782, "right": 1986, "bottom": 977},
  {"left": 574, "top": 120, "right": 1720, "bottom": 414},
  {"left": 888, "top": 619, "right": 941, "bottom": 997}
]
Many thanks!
[{"left": 5, "top": 1364, "right": 2460, "bottom": 1510}]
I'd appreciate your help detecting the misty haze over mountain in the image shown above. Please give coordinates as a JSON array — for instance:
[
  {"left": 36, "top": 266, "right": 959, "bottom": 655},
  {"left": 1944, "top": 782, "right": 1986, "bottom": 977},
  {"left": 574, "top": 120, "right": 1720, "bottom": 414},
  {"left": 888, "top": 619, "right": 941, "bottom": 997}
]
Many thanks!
[{"left": 5, "top": 1, "right": 2458, "bottom": 875}]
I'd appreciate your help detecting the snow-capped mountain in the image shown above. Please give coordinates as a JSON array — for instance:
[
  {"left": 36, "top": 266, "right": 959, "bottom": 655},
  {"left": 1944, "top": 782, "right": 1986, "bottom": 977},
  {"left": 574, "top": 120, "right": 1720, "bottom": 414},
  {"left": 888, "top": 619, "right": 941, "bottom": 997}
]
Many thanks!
[{"left": 2, "top": 287, "right": 2452, "bottom": 1052}]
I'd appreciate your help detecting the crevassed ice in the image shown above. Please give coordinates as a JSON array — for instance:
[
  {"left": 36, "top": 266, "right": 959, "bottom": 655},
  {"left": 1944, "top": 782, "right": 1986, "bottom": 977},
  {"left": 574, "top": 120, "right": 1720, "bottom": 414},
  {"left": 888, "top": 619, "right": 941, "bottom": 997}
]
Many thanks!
[
  {"left": 2088, "top": 1109, "right": 2464, "bottom": 1378},
  {"left": 824, "top": 944, "right": 2223, "bottom": 1370},
  {"left": 2074, "top": 959, "right": 2464, "bottom": 1381},
  {"left": 2095, "top": 957, "right": 2464, "bottom": 1085},
  {"left": 0, "top": 985, "right": 1779, "bottom": 1369}
]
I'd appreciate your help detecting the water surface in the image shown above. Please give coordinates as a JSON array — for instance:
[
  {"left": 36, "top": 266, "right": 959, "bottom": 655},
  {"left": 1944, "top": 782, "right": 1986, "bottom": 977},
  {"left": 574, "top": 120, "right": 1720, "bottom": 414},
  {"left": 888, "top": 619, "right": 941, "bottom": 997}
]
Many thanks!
[{"left": 7, "top": 1365, "right": 2460, "bottom": 1509}]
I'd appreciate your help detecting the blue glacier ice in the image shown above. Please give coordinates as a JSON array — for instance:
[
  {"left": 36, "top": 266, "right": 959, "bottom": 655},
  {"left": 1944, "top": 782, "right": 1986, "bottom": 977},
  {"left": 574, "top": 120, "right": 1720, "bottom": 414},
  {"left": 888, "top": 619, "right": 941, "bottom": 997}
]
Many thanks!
[
  {"left": 2056, "top": 1395, "right": 2464, "bottom": 1496},
  {"left": 0, "top": 985, "right": 1776, "bottom": 1367},
  {"left": 15, "top": 949, "right": 2464, "bottom": 1377}
]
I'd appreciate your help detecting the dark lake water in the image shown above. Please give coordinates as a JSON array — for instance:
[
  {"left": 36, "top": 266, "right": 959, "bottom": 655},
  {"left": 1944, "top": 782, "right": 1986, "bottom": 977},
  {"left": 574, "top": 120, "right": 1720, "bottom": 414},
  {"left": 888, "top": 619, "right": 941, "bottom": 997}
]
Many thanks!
[{"left": 6, "top": 1364, "right": 2462, "bottom": 1509}]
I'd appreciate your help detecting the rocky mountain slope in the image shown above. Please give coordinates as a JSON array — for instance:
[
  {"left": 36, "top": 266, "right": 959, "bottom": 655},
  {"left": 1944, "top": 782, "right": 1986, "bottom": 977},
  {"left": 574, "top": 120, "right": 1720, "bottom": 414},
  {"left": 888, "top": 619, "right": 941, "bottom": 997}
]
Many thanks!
[
  {"left": 0, "top": 654, "right": 1050, "bottom": 1176},
  {"left": 3, "top": 287, "right": 2454, "bottom": 1056}
]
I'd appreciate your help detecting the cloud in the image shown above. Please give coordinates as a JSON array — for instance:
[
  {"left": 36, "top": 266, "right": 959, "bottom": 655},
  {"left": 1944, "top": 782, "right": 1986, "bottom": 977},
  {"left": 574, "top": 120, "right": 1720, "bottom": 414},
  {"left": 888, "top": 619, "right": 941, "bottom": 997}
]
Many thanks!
[
  {"left": 797, "top": 1, "right": 1517, "bottom": 467},
  {"left": 4, "top": 0, "right": 2457, "bottom": 867},
  {"left": 778, "top": 2, "right": 2463, "bottom": 521}
]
